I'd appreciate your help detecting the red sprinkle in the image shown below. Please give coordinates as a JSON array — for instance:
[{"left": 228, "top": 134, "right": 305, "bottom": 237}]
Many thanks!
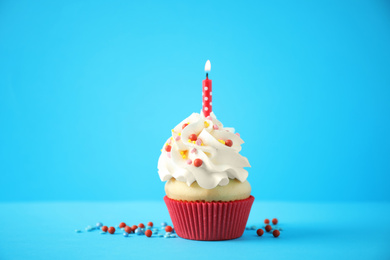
[
  {"left": 101, "top": 226, "right": 108, "bottom": 232},
  {"left": 131, "top": 225, "right": 138, "bottom": 232},
  {"left": 256, "top": 229, "right": 264, "bottom": 236},
  {"left": 124, "top": 226, "right": 132, "bottom": 234},
  {"left": 119, "top": 222, "right": 126, "bottom": 228},
  {"left": 265, "top": 225, "right": 272, "bottom": 232},
  {"left": 138, "top": 223, "right": 145, "bottom": 228},
  {"left": 273, "top": 230, "right": 280, "bottom": 237},
  {"left": 264, "top": 219, "right": 270, "bottom": 224},
  {"left": 145, "top": 229, "right": 152, "bottom": 237},
  {"left": 147, "top": 222, "right": 153, "bottom": 227},
  {"left": 189, "top": 134, "right": 197, "bottom": 141},
  {"left": 272, "top": 218, "right": 278, "bottom": 225},
  {"left": 182, "top": 123, "right": 188, "bottom": 129},
  {"left": 194, "top": 159, "right": 203, "bottom": 167},
  {"left": 165, "top": 145, "right": 172, "bottom": 152},
  {"left": 108, "top": 226, "right": 115, "bottom": 234},
  {"left": 165, "top": 226, "right": 173, "bottom": 232},
  {"left": 225, "top": 139, "right": 233, "bottom": 147}
]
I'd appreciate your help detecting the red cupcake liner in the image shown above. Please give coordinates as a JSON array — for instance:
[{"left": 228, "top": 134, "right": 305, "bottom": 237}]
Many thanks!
[{"left": 164, "top": 195, "right": 255, "bottom": 241}]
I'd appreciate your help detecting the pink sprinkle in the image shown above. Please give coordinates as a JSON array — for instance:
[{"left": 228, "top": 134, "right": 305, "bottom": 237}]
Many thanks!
[
  {"left": 186, "top": 159, "right": 192, "bottom": 165},
  {"left": 213, "top": 125, "right": 219, "bottom": 130},
  {"left": 206, "top": 116, "right": 212, "bottom": 120},
  {"left": 167, "top": 152, "right": 171, "bottom": 158},
  {"left": 235, "top": 133, "right": 240, "bottom": 137},
  {"left": 168, "top": 139, "right": 172, "bottom": 144},
  {"left": 191, "top": 148, "right": 197, "bottom": 154},
  {"left": 175, "top": 136, "right": 181, "bottom": 141},
  {"left": 196, "top": 139, "right": 202, "bottom": 146}
]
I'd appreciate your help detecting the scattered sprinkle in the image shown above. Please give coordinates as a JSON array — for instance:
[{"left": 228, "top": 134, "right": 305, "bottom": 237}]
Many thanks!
[
  {"left": 75, "top": 229, "right": 81, "bottom": 233},
  {"left": 145, "top": 230, "right": 152, "bottom": 237},
  {"left": 108, "top": 227, "right": 115, "bottom": 234},
  {"left": 265, "top": 225, "right": 272, "bottom": 232},
  {"left": 273, "top": 230, "right": 280, "bottom": 238},
  {"left": 123, "top": 232, "right": 129, "bottom": 237},
  {"left": 264, "top": 219, "right": 270, "bottom": 224},
  {"left": 194, "top": 159, "right": 203, "bottom": 167},
  {"left": 257, "top": 229, "right": 264, "bottom": 236},
  {"left": 272, "top": 218, "right": 278, "bottom": 225},
  {"left": 213, "top": 125, "right": 219, "bottom": 130}
]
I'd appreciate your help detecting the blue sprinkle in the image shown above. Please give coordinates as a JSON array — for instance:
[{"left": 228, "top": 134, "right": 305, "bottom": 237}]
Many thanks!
[
  {"left": 251, "top": 225, "right": 257, "bottom": 230},
  {"left": 153, "top": 231, "right": 159, "bottom": 234},
  {"left": 158, "top": 234, "right": 164, "bottom": 237},
  {"left": 153, "top": 228, "right": 159, "bottom": 232},
  {"left": 164, "top": 234, "right": 170, "bottom": 238},
  {"left": 96, "top": 222, "right": 103, "bottom": 228},
  {"left": 75, "top": 229, "right": 81, "bottom": 233},
  {"left": 100, "top": 232, "right": 106, "bottom": 234},
  {"left": 146, "top": 226, "right": 152, "bottom": 230},
  {"left": 135, "top": 228, "right": 143, "bottom": 235},
  {"left": 170, "top": 234, "right": 176, "bottom": 238},
  {"left": 166, "top": 232, "right": 171, "bottom": 235},
  {"left": 161, "top": 222, "right": 168, "bottom": 227},
  {"left": 123, "top": 232, "right": 129, "bottom": 237}
]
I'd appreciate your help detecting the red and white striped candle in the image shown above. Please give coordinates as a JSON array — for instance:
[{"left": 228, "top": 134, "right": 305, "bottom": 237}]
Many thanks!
[{"left": 202, "top": 60, "right": 212, "bottom": 117}]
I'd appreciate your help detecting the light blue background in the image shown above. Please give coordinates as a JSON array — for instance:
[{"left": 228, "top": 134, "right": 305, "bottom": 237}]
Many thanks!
[{"left": 1, "top": 0, "right": 390, "bottom": 202}]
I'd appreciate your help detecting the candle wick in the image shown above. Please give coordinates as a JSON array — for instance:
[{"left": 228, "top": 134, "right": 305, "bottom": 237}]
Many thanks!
[{"left": 206, "top": 73, "right": 208, "bottom": 79}]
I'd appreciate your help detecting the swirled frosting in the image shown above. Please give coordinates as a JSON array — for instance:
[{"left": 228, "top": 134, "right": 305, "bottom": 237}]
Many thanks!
[{"left": 158, "top": 112, "right": 250, "bottom": 189}]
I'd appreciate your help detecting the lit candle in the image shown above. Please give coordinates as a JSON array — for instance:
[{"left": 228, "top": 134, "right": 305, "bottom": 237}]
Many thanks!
[{"left": 202, "top": 60, "right": 212, "bottom": 117}]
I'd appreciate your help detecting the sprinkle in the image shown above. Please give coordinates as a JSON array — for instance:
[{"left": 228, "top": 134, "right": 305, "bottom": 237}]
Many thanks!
[
  {"left": 257, "top": 229, "right": 264, "bottom": 236},
  {"left": 265, "top": 225, "right": 272, "bottom": 232},
  {"left": 158, "top": 234, "right": 164, "bottom": 237},
  {"left": 165, "top": 226, "right": 173, "bottom": 232},
  {"left": 182, "top": 155, "right": 187, "bottom": 159},
  {"left": 194, "top": 159, "right": 203, "bottom": 167},
  {"left": 168, "top": 139, "right": 172, "bottom": 144},
  {"left": 100, "top": 232, "right": 106, "bottom": 234},
  {"left": 119, "top": 222, "right": 126, "bottom": 228},
  {"left": 147, "top": 222, "right": 153, "bottom": 227},
  {"left": 182, "top": 123, "right": 188, "bottom": 129},
  {"left": 145, "top": 230, "right": 152, "bottom": 237},
  {"left": 206, "top": 116, "right": 212, "bottom": 120},
  {"left": 189, "top": 134, "right": 197, "bottom": 141},
  {"left": 125, "top": 226, "right": 132, "bottom": 233},
  {"left": 191, "top": 148, "right": 197, "bottom": 154},
  {"left": 135, "top": 228, "right": 143, "bottom": 235},
  {"left": 235, "top": 133, "right": 240, "bottom": 137},
  {"left": 96, "top": 222, "right": 103, "bottom": 228},
  {"left": 171, "top": 129, "right": 174, "bottom": 132},
  {"left": 108, "top": 227, "right": 116, "bottom": 234},
  {"left": 178, "top": 133, "right": 181, "bottom": 136},
  {"left": 165, "top": 145, "right": 172, "bottom": 152},
  {"left": 225, "top": 139, "right": 233, "bottom": 147},
  {"left": 175, "top": 136, "right": 181, "bottom": 141},
  {"left": 186, "top": 159, "right": 192, "bottom": 165},
  {"left": 123, "top": 232, "right": 129, "bottom": 237},
  {"left": 75, "top": 229, "right": 81, "bottom": 233},
  {"left": 204, "top": 121, "right": 210, "bottom": 128},
  {"left": 196, "top": 139, "right": 202, "bottom": 146},
  {"left": 164, "top": 234, "right": 170, "bottom": 238},
  {"left": 273, "top": 230, "right": 280, "bottom": 237},
  {"left": 272, "top": 218, "right": 278, "bottom": 225},
  {"left": 218, "top": 139, "right": 225, "bottom": 145},
  {"left": 188, "top": 139, "right": 191, "bottom": 143},
  {"left": 161, "top": 222, "right": 167, "bottom": 227},
  {"left": 170, "top": 234, "right": 177, "bottom": 238},
  {"left": 101, "top": 226, "right": 108, "bottom": 232},
  {"left": 167, "top": 152, "right": 171, "bottom": 158},
  {"left": 264, "top": 219, "right": 270, "bottom": 224},
  {"left": 251, "top": 225, "right": 257, "bottom": 230},
  {"left": 213, "top": 124, "right": 219, "bottom": 130}
]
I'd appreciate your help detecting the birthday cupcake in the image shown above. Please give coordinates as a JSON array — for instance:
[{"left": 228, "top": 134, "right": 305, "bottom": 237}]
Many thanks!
[{"left": 157, "top": 61, "right": 254, "bottom": 241}]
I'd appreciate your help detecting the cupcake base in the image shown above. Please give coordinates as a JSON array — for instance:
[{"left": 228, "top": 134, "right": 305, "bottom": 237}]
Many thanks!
[{"left": 164, "top": 195, "right": 255, "bottom": 241}]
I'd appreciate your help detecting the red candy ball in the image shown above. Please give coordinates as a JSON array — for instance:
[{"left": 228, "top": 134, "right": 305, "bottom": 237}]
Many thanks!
[
  {"left": 108, "top": 226, "right": 115, "bottom": 234},
  {"left": 256, "top": 229, "right": 264, "bottom": 236},
  {"left": 225, "top": 139, "right": 233, "bottom": 147},
  {"left": 124, "top": 226, "right": 132, "bottom": 234},
  {"left": 194, "top": 159, "right": 203, "bottom": 167},
  {"left": 145, "top": 229, "right": 152, "bottom": 237},
  {"left": 101, "top": 226, "right": 108, "bottom": 232},
  {"left": 182, "top": 123, "right": 188, "bottom": 129},
  {"left": 119, "top": 222, "right": 126, "bottom": 228},
  {"left": 189, "top": 134, "right": 197, "bottom": 141},
  {"left": 273, "top": 230, "right": 280, "bottom": 237},
  {"left": 147, "top": 222, "right": 153, "bottom": 227},
  {"left": 272, "top": 218, "right": 278, "bottom": 225},
  {"left": 165, "top": 226, "right": 173, "bottom": 232},
  {"left": 165, "top": 145, "right": 172, "bottom": 152},
  {"left": 264, "top": 219, "right": 270, "bottom": 224},
  {"left": 265, "top": 225, "right": 272, "bottom": 232},
  {"left": 131, "top": 225, "right": 138, "bottom": 232},
  {"left": 138, "top": 223, "right": 145, "bottom": 228}
]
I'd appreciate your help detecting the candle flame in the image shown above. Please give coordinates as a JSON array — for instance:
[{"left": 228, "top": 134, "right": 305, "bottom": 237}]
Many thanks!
[{"left": 204, "top": 60, "right": 211, "bottom": 72}]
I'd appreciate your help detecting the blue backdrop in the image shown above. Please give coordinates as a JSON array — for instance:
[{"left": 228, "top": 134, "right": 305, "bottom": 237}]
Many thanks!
[{"left": 1, "top": 0, "right": 389, "bottom": 202}]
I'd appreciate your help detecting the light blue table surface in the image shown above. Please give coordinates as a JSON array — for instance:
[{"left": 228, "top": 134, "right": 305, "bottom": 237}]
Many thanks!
[{"left": 0, "top": 200, "right": 389, "bottom": 259}]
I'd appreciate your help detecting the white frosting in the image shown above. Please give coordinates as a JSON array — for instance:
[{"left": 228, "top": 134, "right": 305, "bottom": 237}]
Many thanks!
[{"left": 158, "top": 112, "right": 250, "bottom": 189}]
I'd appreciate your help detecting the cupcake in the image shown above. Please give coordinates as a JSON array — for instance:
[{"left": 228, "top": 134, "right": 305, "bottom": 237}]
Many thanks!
[{"left": 158, "top": 111, "right": 254, "bottom": 241}]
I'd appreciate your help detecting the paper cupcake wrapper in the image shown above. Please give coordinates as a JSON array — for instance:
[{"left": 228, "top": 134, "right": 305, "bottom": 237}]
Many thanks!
[{"left": 164, "top": 195, "right": 255, "bottom": 241}]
